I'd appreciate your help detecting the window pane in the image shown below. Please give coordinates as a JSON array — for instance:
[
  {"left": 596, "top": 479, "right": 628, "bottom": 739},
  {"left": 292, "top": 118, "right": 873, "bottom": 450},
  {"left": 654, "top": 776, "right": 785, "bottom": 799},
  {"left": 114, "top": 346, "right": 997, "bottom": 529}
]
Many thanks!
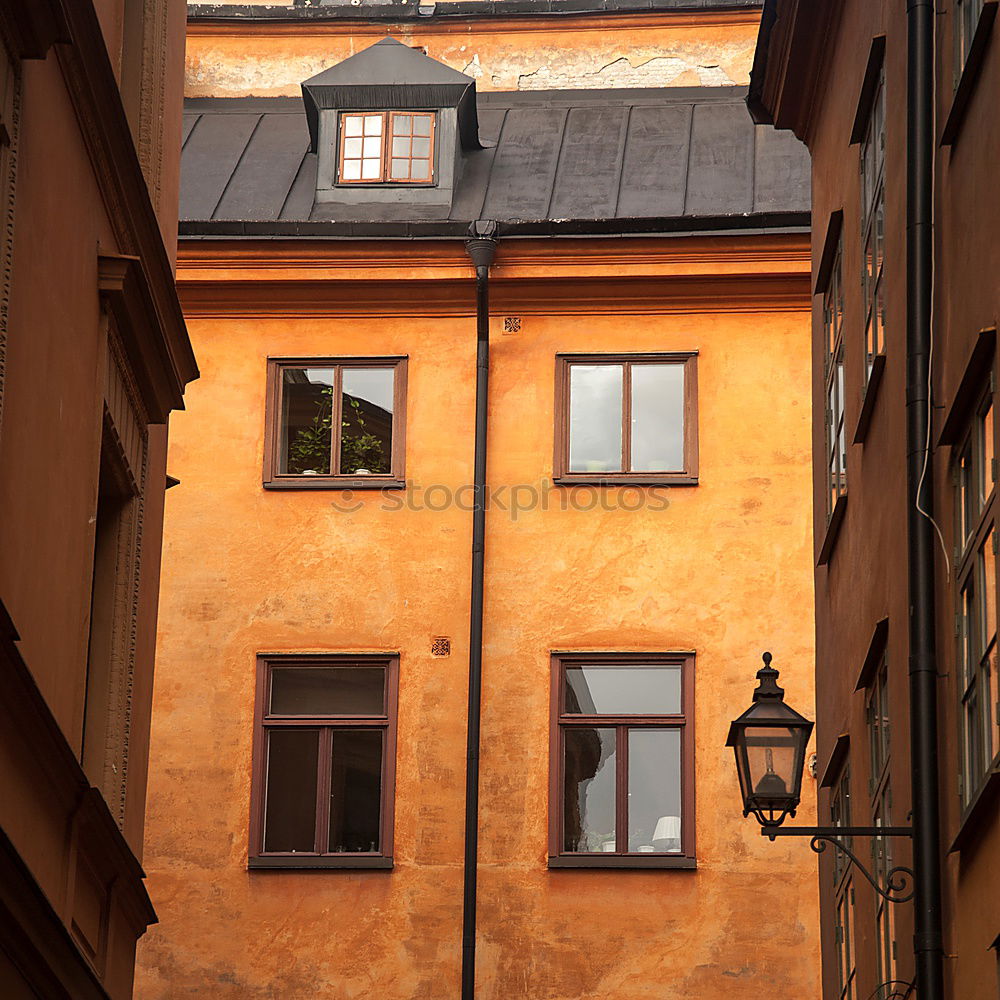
[
  {"left": 342, "top": 160, "right": 361, "bottom": 181},
  {"left": 340, "top": 368, "right": 394, "bottom": 475},
  {"left": 628, "top": 729, "right": 681, "bottom": 852},
  {"left": 263, "top": 729, "right": 318, "bottom": 853},
  {"left": 565, "top": 664, "right": 681, "bottom": 715},
  {"left": 344, "top": 115, "right": 364, "bottom": 137},
  {"left": 270, "top": 666, "right": 386, "bottom": 716},
  {"left": 329, "top": 730, "right": 383, "bottom": 853},
  {"left": 568, "top": 364, "right": 623, "bottom": 473},
  {"left": 392, "top": 136, "right": 410, "bottom": 157},
  {"left": 363, "top": 115, "right": 382, "bottom": 136},
  {"left": 390, "top": 159, "right": 411, "bottom": 180},
  {"left": 281, "top": 368, "right": 334, "bottom": 475},
  {"left": 412, "top": 137, "right": 431, "bottom": 158},
  {"left": 631, "top": 363, "right": 685, "bottom": 472},
  {"left": 413, "top": 114, "right": 432, "bottom": 136},
  {"left": 563, "top": 727, "right": 616, "bottom": 852},
  {"left": 982, "top": 401, "right": 994, "bottom": 505},
  {"left": 343, "top": 137, "right": 363, "bottom": 159},
  {"left": 392, "top": 115, "right": 412, "bottom": 136},
  {"left": 361, "top": 159, "right": 381, "bottom": 180}
]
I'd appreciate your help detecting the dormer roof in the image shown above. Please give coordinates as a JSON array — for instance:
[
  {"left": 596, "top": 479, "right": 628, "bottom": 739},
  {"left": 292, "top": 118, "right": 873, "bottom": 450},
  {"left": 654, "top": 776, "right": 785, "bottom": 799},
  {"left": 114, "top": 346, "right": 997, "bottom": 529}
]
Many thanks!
[{"left": 301, "top": 37, "right": 482, "bottom": 152}]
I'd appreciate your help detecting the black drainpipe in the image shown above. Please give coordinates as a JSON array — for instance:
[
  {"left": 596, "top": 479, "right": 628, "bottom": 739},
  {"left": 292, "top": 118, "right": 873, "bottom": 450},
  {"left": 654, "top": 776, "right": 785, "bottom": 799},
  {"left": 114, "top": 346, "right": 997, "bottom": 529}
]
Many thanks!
[
  {"left": 461, "top": 220, "right": 499, "bottom": 1000},
  {"left": 905, "top": 1, "right": 944, "bottom": 997}
]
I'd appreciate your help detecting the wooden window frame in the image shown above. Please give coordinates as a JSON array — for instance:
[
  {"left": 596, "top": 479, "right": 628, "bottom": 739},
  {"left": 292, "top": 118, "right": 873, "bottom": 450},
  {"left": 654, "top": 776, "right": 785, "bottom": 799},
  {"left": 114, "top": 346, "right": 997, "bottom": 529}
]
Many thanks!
[
  {"left": 834, "top": 877, "right": 857, "bottom": 1000},
  {"left": 248, "top": 653, "right": 398, "bottom": 870},
  {"left": 829, "top": 760, "right": 853, "bottom": 888},
  {"left": 953, "top": 383, "right": 1000, "bottom": 811},
  {"left": 263, "top": 356, "right": 407, "bottom": 491},
  {"left": 553, "top": 353, "right": 698, "bottom": 487},
  {"left": 865, "top": 654, "right": 897, "bottom": 988},
  {"left": 337, "top": 111, "right": 436, "bottom": 186},
  {"left": 859, "top": 64, "right": 887, "bottom": 400},
  {"left": 547, "top": 652, "right": 696, "bottom": 869},
  {"left": 823, "top": 231, "right": 848, "bottom": 524}
]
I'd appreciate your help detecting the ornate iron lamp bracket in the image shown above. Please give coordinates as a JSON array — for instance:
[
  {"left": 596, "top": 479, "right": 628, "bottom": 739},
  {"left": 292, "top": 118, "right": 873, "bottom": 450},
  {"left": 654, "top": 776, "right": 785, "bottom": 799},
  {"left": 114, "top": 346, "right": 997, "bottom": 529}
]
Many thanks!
[{"left": 762, "top": 825, "right": 915, "bottom": 904}]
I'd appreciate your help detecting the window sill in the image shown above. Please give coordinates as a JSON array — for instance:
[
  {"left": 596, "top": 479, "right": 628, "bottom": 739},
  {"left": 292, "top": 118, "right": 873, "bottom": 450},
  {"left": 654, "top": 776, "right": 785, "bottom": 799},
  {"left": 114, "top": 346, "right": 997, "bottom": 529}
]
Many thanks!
[
  {"left": 853, "top": 352, "right": 886, "bottom": 444},
  {"left": 949, "top": 766, "right": 1000, "bottom": 855},
  {"left": 249, "top": 856, "right": 394, "bottom": 870},
  {"left": 263, "top": 478, "right": 406, "bottom": 492},
  {"left": 817, "top": 492, "right": 848, "bottom": 567},
  {"left": 552, "top": 476, "right": 698, "bottom": 488},
  {"left": 547, "top": 855, "right": 696, "bottom": 870},
  {"left": 941, "top": 1, "right": 998, "bottom": 146}
]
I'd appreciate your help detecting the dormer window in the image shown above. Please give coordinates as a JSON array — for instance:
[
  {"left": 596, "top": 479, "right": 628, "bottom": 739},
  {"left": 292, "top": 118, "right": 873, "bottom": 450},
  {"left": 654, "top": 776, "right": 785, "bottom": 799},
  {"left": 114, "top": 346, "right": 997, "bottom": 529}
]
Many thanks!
[{"left": 338, "top": 111, "right": 435, "bottom": 184}]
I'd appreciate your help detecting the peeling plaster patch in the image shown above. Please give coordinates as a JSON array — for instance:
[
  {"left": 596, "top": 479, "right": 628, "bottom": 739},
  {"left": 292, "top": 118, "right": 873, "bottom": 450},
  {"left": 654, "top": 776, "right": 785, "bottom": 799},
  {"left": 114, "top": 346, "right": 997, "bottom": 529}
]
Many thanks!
[
  {"left": 462, "top": 53, "right": 483, "bottom": 79},
  {"left": 517, "top": 54, "right": 735, "bottom": 91}
]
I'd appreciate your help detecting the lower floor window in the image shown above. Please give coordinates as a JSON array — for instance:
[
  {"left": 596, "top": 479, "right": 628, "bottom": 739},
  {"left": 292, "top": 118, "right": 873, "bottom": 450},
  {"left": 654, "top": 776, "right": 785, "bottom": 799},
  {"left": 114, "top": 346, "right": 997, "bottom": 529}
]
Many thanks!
[
  {"left": 250, "top": 654, "right": 398, "bottom": 867},
  {"left": 548, "top": 653, "right": 695, "bottom": 866}
]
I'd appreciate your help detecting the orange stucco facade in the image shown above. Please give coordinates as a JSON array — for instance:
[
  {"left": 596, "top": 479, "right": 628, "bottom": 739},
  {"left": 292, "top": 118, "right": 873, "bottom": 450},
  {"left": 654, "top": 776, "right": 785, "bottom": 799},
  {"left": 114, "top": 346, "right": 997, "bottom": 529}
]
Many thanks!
[{"left": 137, "top": 235, "right": 821, "bottom": 998}]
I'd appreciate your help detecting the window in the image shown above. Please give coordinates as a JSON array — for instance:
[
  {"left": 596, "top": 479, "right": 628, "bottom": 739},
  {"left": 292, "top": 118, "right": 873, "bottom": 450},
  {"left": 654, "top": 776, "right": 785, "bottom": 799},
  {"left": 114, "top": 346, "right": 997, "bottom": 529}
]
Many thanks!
[
  {"left": 264, "top": 357, "right": 406, "bottom": 489},
  {"left": 338, "top": 111, "right": 435, "bottom": 184},
  {"left": 548, "top": 653, "right": 695, "bottom": 868},
  {"left": 835, "top": 880, "right": 858, "bottom": 1000},
  {"left": 249, "top": 655, "right": 398, "bottom": 868},
  {"left": 955, "top": 387, "right": 999, "bottom": 806},
  {"left": 955, "top": 0, "right": 986, "bottom": 78},
  {"left": 830, "top": 762, "right": 853, "bottom": 886},
  {"left": 867, "top": 654, "right": 896, "bottom": 990},
  {"left": 554, "top": 353, "right": 698, "bottom": 484},
  {"left": 824, "top": 236, "right": 847, "bottom": 520},
  {"left": 860, "top": 68, "right": 886, "bottom": 387}
]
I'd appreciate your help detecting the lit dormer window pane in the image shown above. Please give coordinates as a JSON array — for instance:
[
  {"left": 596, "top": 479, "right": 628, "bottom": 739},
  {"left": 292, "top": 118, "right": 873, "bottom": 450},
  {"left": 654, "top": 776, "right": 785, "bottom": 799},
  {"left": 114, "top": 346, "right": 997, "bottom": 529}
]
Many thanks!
[{"left": 338, "top": 111, "right": 435, "bottom": 184}]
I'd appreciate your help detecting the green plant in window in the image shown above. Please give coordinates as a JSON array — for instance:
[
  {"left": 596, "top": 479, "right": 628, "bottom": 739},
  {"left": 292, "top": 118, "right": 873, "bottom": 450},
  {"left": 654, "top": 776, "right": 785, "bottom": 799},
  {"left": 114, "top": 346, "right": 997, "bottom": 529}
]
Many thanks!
[
  {"left": 340, "top": 396, "right": 388, "bottom": 474},
  {"left": 287, "top": 385, "right": 334, "bottom": 475}
]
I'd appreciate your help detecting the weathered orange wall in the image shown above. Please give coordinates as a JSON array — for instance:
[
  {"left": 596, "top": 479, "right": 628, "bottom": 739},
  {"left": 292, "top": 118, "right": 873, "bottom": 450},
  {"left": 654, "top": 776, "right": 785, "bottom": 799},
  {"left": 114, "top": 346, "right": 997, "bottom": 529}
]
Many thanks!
[
  {"left": 137, "top": 238, "right": 820, "bottom": 999},
  {"left": 185, "top": 12, "right": 759, "bottom": 95}
]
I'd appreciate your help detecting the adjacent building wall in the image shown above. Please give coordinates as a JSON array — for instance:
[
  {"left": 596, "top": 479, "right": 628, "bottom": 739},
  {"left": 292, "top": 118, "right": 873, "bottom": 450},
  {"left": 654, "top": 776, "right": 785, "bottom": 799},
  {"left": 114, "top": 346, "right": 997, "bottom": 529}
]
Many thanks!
[
  {"left": 0, "top": 2, "right": 196, "bottom": 997},
  {"left": 751, "top": 0, "right": 1000, "bottom": 997}
]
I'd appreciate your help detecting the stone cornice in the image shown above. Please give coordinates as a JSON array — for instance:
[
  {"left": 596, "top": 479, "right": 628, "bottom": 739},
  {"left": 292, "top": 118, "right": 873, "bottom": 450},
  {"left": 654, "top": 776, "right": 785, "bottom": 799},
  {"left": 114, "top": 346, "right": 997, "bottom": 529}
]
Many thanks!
[{"left": 177, "top": 234, "right": 810, "bottom": 316}]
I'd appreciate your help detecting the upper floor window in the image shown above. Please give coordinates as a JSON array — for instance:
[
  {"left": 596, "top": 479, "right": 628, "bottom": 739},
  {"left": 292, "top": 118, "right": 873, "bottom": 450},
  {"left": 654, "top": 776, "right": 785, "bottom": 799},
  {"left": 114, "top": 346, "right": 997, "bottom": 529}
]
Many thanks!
[
  {"left": 548, "top": 653, "right": 695, "bottom": 868},
  {"left": 866, "top": 653, "right": 896, "bottom": 988},
  {"left": 829, "top": 760, "right": 852, "bottom": 886},
  {"left": 554, "top": 353, "right": 698, "bottom": 485},
  {"left": 955, "top": 386, "right": 999, "bottom": 806},
  {"left": 860, "top": 69, "right": 886, "bottom": 386},
  {"left": 264, "top": 357, "right": 406, "bottom": 489},
  {"left": 824, "top": 236, "right": 847, "bottom": 521},
  {"left": 249, "top": 655, "right": 398, "bottom": 868},
  {"left": 955, "top": 0, "right": 987, "bottom": 78},
  {"left": 338, "top": 111, "right": 435, "bottom": 184}
]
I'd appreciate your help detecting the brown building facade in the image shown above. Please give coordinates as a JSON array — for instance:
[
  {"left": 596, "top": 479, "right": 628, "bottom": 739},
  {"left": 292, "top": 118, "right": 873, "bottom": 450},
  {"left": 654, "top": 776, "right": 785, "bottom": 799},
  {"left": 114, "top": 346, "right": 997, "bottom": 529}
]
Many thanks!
[
  {"left": 137, "top": 4, "right": 821, "bottom": 998},
  {"left": 0, "top": 2, "right": 196, "bottom": 998},
  {"left": 751, "top": 1, "right": 1000, "bottom": 998}
]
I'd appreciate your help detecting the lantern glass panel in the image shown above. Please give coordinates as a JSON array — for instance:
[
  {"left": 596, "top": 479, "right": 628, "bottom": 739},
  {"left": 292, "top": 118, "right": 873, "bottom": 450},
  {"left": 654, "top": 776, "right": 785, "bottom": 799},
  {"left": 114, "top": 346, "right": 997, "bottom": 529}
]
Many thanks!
[{"left": 744, "top": 726, "right": 801, "bottom": 802}]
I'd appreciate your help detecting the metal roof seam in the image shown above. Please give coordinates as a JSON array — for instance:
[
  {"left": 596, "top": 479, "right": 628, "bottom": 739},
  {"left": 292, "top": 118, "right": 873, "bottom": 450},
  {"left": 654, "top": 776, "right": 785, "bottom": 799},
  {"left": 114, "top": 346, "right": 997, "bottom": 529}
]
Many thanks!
[{"left": 210, "top": 113, "right": 264, "bottom": 220}]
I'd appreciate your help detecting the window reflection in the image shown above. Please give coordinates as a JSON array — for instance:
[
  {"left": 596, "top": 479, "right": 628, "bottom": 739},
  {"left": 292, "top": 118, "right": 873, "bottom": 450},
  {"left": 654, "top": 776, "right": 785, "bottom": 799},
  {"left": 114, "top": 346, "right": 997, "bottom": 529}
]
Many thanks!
[
  {"left": 628, "top": 729, "right": 681, "bottom": 852},
  {"left": 340, "top": 368, "right": 394, "bottom": 475},
  {"left": 631, "top": 364, "right": 684, "bottom": 472},
  {"left": 563, "top": 728, "right": 616, "bottom": 852},
  {"left": 568, "top": 364, "right": 623, "bottom": 473}
]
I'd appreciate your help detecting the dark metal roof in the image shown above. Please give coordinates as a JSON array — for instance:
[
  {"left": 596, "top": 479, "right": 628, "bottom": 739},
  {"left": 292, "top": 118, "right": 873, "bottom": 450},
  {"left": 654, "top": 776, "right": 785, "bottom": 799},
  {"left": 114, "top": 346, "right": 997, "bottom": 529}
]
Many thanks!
[
  {"left": 187, "top": 1, "right": 764, "bottom": 22},
  {"left": 180, "top": 86, "right": 810, "bottom": 237}
]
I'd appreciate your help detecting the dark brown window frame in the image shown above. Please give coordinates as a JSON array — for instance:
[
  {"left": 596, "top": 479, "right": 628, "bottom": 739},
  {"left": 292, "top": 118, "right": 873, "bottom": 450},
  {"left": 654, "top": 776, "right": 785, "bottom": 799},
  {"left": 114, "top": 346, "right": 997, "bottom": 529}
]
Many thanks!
[
  {"left": 337, "top": 110, "right": 436, "bottom": 186},
  {"left": 821, "top": 218, "right": 848, "bottom": 524},
  {"left": 553, "top": 352, "right": 698, "bottom": 487},
  {"left": 547, "top": 652, "right": 696, "bottom": 870},
  {"left": 953, "top": 381, "right": 999, "bottom": 814},
  {"left": 263, "top": 356, "right": 407, "bottom": 491},
  {"left": 248, "top": 653, "right": 399, "bottom": 870}
]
